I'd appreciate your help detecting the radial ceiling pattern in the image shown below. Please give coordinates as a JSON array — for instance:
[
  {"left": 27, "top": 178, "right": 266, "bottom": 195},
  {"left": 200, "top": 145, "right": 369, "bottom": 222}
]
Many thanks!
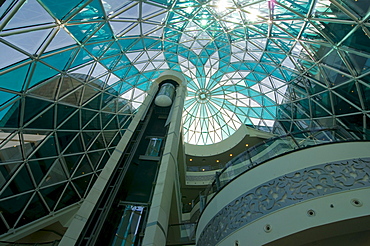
[{"left": 0, "top": 0, "right": 370, "bottom": 237}]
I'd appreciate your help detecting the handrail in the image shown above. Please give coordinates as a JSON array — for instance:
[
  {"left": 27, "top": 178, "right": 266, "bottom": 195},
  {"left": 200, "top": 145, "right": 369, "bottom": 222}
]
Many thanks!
[{"left": 197, "top": 127, "right": 368, "bottom": 212}]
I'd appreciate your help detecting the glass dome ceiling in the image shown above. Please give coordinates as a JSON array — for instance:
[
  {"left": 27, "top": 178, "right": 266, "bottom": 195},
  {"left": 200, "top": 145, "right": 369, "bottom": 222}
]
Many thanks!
[
  {"left": 1, "top": 0, "right": 370, "bottom": 146},
  {"left": 0, "top": 0, "right": 369, "bottom": 237}
]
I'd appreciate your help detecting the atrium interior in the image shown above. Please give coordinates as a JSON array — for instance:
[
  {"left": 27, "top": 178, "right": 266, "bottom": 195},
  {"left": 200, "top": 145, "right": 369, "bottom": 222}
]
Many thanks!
[{"left": 0, "top": 0, "right": 370, "bottom": 245}]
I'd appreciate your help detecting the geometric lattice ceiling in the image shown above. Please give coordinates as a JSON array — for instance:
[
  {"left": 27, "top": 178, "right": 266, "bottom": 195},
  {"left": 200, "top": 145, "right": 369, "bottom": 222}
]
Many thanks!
[
  {"left": 0, "top": 0, "right": 369, "bottom": 237},
  {"left": 1, "top": 0, "right": 370, "bottom": 146}
]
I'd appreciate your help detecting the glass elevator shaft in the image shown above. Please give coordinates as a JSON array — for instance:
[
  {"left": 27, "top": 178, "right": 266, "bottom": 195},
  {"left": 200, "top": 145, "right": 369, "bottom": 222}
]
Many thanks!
[{"left": 76, "top": 82, "right": 176, "bottom": 245}]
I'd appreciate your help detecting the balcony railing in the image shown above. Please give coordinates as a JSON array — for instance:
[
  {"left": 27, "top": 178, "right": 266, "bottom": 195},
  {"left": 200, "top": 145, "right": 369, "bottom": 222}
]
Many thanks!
[{"left": 197, "top": 127, "right": 368, "bottom": 212}]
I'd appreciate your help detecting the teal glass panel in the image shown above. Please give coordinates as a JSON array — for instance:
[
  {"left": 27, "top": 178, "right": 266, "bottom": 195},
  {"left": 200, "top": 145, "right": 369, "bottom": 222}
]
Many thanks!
[
  {"left": 66, "top": 22, "right": 102, "bottom": 42},
  {"left": 85, "top": 41, "right": 112, "bottom": 58},
  {"left": 41, "top": 48, "right": 77, "bottom": 71},
  {"left": 0, "top": 91, "right": 17, "bottom": 107},
  {"left": 102, "top": 42, "right": 122, "bottom": 58},
  {"left": 71, "top": 0, "right": 104, "bottom": 21},
  {"left": 0, "top": 63, "right": 31, "bottom": 92},
  {"left": 89, "top": 23, "right": 114, "bottom": 42},
  {"left": 70, "top": 48, "right": 94, "bottom": 69},
  {"left": 28, "top": 62, "right": 59, "bottom": 89},
  {"left": 40, "top": 0, "right": 86, "bottom": 20},
  {"left": 0, "top": 100, "right": 20, "bottom": 128}
]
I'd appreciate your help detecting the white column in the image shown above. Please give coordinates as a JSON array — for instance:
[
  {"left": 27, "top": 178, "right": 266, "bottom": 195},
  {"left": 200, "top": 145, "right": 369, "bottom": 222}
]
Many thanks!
[{"left": 142, "top": 83, "right": 187, "bottom": 246}]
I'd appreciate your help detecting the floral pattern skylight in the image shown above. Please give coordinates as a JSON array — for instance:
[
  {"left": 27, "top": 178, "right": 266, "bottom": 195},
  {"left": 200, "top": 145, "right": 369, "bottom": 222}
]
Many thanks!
[{"left": 0, "top": 0, "right": 370, "bottom": 236}]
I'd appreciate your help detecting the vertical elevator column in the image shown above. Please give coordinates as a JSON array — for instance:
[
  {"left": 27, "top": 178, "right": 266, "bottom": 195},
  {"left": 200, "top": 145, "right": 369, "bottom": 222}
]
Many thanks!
[{"left": 142, "top": 79, "right": 187, "bottom": 245}]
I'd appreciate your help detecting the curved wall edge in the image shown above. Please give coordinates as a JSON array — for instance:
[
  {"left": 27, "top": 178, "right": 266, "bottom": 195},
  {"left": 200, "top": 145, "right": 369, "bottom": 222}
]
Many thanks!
[{"left": 196, "top": 141, "right": 370, "bottom": 245}]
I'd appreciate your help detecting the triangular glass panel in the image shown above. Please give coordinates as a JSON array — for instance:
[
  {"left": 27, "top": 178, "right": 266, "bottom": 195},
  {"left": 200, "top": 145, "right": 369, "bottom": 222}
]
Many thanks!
[
  {"left": 120, "top": 3, "right": 139, "bottom": 19},
  {"left": 4, "top": 0, "right": 54, "bottom": 30},
  {"left": 101, "top": 112, "right": 114, "bottom": 128},
  {"left": 39, "top": 183, "right": 67, "bottom": 211},
  {"left": 55, "top": 183, "right": 80, "bottom": 211},
  {"left": 0, "top": 42, "right": 28, "bottom": 70},
  {"left": 80, "top": 109, "right": 97, "bottom": 128},
  {"left": 0, "top": 164, "right": 33, "bottom": 199},
  {"left": 0, "top": 162, "right": 21, "bottom": 189},
  {"left": 84, "top": 93, "right": 102, "bottom": 110},
  {"left": 87, "top": 150, "right": 104, "bottom": 169},
  {"left": 97, "top": 151, "right": 110, "bottom": 170},
  {"left": 0, "top": 192, "right": 33, "bottom": 228},
  {"left": 64, "top": 154, "right": 83, "bottom": 175},
  {"left": 71, "top": 0, "right": 105, "bottom": 21},
  {"left": 69, "top": 48, "right": 94, "bottom": 69},
  {"left": 333, "top": 81, "right": 361, "bottom": 108},
  {"left": 25, "top": 106, "right": 55, "bottom": 129},
  {"left": 331, "top": 91, "right": 359, "bottom": 115},
  {"left": 0, "top": 63, "right": 31, "bottom": 92},
  {"left": 22, "top": 129, "right": 53, "bottom": 158},
  {"left": 41, "top": 48, "right": 77, "bottom": 72},
  {"left": 16, "top": 193, "right": 49, "bottom": 228},
  {"left": 45, "top": 29, "right": 77, "bottom": 52},
  {"left": 28, "top": 158, "right": 56, "bottom": 185},
  {"left": 63, "top": 20, "right": 98, "bottom": 40},
  {"left": 63, "top": 134, "right": 84, "bottom": 155},
  {"left": 122, "top": 24, "right": 141, "bottom": 36},
  {"left": 29, "top": 75, "right": 60, "bottom": 100},
  {"left": 345, "top": 51, "right": 370, "bottom": 75},
  {"left": 3, "top": 28, "right": 53, "bottom": 55},
  {"left": 27, "top": 62, "right": 60, "bottom": 89},
  {"left": 82, "top": 131, "right": 99, "bottom": 148},
  {"left": 88, "top": 133, "right": 106, "bottom": 151},
  {"left": 59, "top": 110, "right": 80, "bottom": 131},
  {"left": 60, "top": 87, "right": 83, "bottom": 106},
  {"left": 89, "top": 23, "right": 114, "bottom": 42},
  {"left": 40, "top": 160, "right": 68, "bottom": 188},
  {"left": 71, "top": 174, "right": 92, "bottom": 197},
  {"left": 56, "top": 103, "right": 77, "bottom": 126},
  {"left": 57, "top": 131, "right": 78, "bottom": 152},
  {"left": 358, "top": 82, "right": 370, "bottom": 110},
  {"left": 72, "top": 156, "right": 93, "bottom": 178},
  {"left": 23, "top": 97, "right": 52, "bottom": 125},
  {"left": 0, "top": 90, "right": 17, "bottom": 108}
]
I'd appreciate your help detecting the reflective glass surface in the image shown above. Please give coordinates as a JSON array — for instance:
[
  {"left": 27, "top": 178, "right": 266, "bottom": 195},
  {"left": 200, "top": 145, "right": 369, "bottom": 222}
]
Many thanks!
[{"left": 0, "top": 0, "right": 369, "bottom": 236}]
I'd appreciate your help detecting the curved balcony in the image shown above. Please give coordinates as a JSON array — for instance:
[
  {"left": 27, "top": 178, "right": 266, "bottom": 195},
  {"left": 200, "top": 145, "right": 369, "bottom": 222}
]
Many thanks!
[
  {"left": 196, "top": 129, "right": 370, "bottom": 245},
  {"left": 199, "top": 127, "right": 366, "bottom": 200}
]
